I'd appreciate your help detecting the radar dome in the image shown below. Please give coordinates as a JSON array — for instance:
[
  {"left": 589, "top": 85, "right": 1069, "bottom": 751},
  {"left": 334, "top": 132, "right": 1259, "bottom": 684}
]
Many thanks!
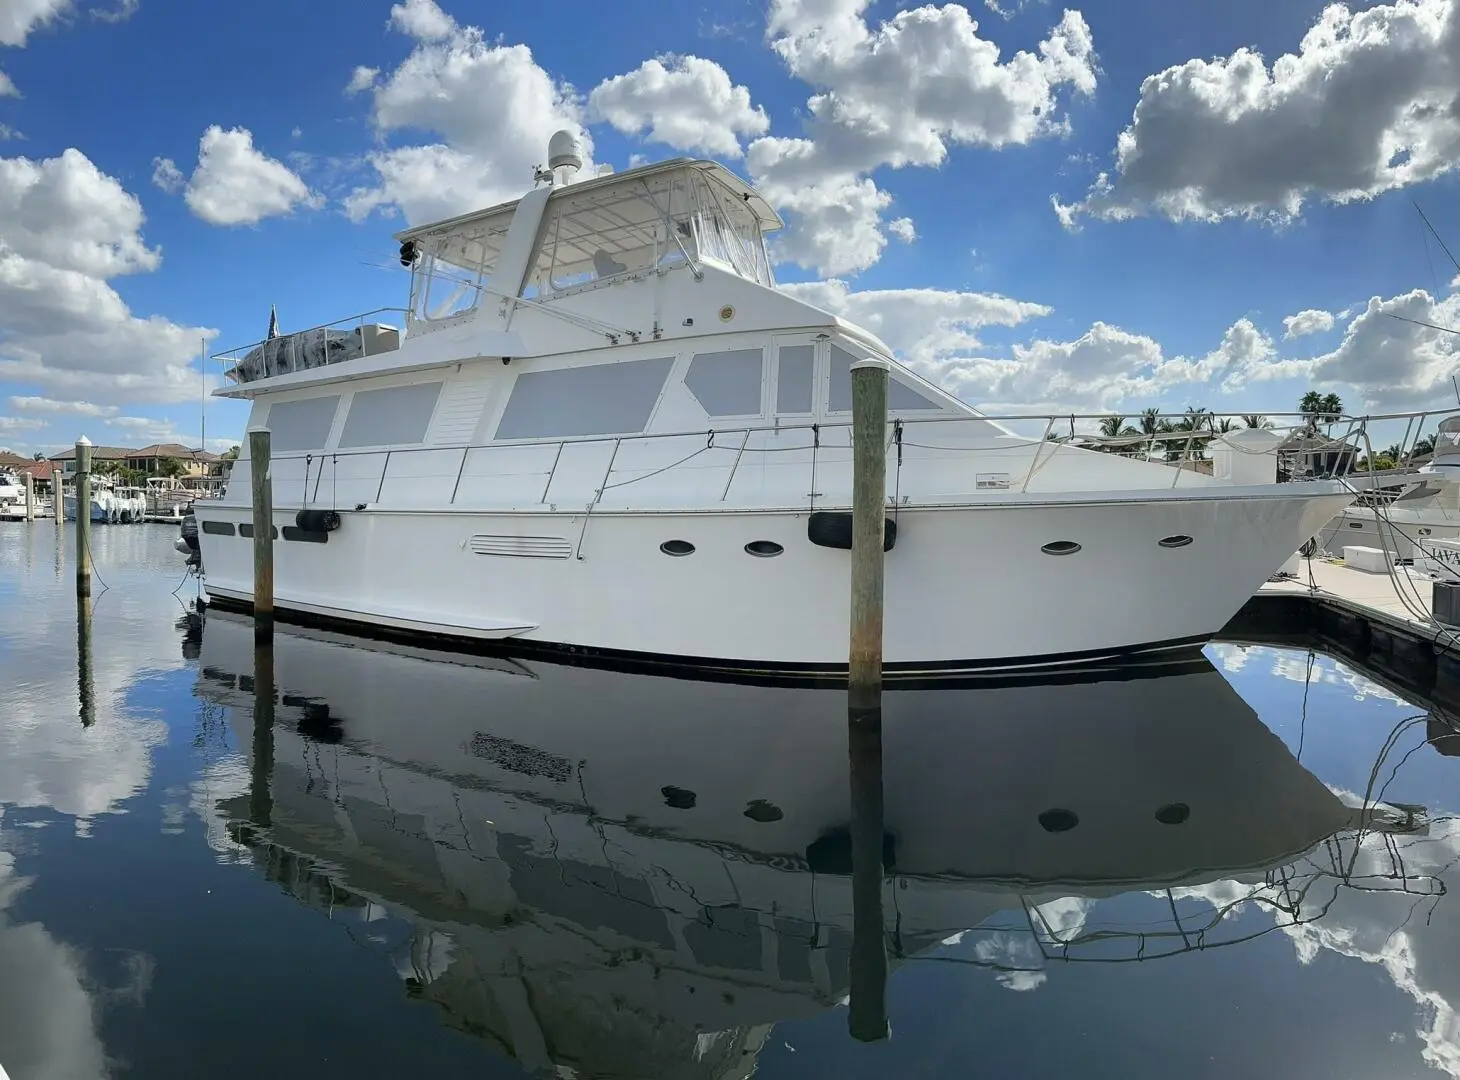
[{"left": 547, "top": 130, "right": 582, "bottom": 175}]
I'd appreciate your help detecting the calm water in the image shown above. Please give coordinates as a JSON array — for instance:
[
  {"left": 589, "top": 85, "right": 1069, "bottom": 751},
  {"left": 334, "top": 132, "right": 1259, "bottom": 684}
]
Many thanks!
[{"left": 2, "top": 522, "right": 1459, "bottom": 1079}]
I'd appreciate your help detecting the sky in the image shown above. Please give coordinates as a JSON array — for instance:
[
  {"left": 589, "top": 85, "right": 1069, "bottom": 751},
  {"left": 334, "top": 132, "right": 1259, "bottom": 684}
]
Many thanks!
[{"left": 4, "top": 0, "right": 1460, "bottom": 456}]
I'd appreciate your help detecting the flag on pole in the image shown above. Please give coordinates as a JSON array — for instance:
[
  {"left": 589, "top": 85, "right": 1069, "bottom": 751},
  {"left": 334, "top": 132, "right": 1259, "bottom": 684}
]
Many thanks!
[{"left": 266, "top": 305, "right": 279, "bottom": 340}]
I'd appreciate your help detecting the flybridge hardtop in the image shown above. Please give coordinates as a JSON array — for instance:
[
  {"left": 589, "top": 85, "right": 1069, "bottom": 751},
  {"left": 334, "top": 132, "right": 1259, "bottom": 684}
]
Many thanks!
[
  {"left": 215, "top": 144, "right": 793, "bottom": 389},
  {"left": 394, "top": 156, "right": 784, "bottom": 259}
]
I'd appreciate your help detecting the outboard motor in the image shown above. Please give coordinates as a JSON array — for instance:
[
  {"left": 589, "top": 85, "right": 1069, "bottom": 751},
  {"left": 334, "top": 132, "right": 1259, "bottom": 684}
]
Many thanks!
[{"left": 177, "top": 510, "right": 201, "bottom": 570}]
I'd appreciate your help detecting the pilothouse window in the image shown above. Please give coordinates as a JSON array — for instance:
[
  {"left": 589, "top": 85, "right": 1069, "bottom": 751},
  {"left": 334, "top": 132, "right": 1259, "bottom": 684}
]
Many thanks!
[
  {"left": 527, "top": 166, "right": 776, "bottom": 295},
  {"left": 408, "top": 220, "right": 508, "bottom": 322}
]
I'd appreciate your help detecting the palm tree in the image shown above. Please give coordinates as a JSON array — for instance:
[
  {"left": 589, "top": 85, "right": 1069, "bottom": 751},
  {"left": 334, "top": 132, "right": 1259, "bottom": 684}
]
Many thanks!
[
  {"left": 1241, "top": 414, "right": 1273, "bottom": 429},
  {"left": 1214, "top": 417, "right": 1238, "bottom": 434},
  {"left": 1299, "top": 390, "right": 1345, "bottom": 429},
  {"left": 1098, "top": 415, "right": 1126, "bottom": 437},
  {"left": 1138, "top": 408, "right": 1173, "bottom": 436},
  {"left": 158, "top": 456, "right": 187, "bottom": 479}
]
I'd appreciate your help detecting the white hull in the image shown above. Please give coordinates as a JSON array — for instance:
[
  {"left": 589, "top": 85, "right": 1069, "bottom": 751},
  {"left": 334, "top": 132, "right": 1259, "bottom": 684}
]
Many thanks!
[
  {"left": 198, "top": 490, "right": 1348, "bottom": 672},
  {"left": 1320, "top": 504, "right": 1460, "bottom": 560}
]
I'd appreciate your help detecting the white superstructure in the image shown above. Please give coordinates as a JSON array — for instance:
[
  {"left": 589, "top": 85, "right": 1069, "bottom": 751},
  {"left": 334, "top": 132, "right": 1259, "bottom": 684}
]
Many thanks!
[{"left": 193, "top": 133, "right": 1351, "bottom": 675}]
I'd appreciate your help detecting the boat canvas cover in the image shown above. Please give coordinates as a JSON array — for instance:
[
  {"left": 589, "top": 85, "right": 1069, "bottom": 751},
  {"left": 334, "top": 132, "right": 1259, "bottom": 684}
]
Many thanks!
[{"left": 231, "top": 327, "right": 369, "bottom": 383}]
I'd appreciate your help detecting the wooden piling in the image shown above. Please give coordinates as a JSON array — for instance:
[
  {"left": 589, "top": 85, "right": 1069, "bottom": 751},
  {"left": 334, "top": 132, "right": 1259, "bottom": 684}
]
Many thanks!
[
  {"left": 847, "top": 699, "right": 890, "bottom": 1041},
  {"left": 75, "top": 437, "right": 92, "bottom": 599},
  {"left": 249, "top": 427, "right": 274, "bottom": 642},
  {"left": 249, "top": 641, "right": 275, "bottom": 828},
  {"left": 23, "top": 470, "right": 33, "bottom": 522},
  {"left": 76, "top": 592, "right": 95, "bottom": 727},
  {"left": 849, "top": 358, "right": 889, "bottom": 706}
]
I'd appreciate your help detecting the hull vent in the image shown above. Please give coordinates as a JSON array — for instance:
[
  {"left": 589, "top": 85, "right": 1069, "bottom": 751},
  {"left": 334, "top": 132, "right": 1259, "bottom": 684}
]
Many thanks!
[{"left": 469, "top": 534, "right": 572, "bottom": 559}]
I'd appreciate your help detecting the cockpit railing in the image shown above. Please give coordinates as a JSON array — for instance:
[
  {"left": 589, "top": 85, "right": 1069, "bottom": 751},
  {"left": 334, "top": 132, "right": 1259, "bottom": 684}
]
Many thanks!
[{"left": 213, "top": 308, "right": 411, "bottom": 384}]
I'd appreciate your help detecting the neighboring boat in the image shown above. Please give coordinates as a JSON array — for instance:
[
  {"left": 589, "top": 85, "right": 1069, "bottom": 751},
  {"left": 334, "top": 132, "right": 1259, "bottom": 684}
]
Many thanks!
[
  {"left": 0, "top": 469, "right": 26, "bottom": 514},
  {"left": 193, "top": 131, "right": 1352, "bottom": 676},
  {"left": 1319, "top": 416, "right": 1460, "bottom": 560},
  {"left": 63, "top": 473, "right": 127, "bottom": 523},
  {"left": 114, "top": 485, "right": 146, "bottom": 523},
  {"left": 194, "top": 614, "right": 1421, "bottom": 1078}
]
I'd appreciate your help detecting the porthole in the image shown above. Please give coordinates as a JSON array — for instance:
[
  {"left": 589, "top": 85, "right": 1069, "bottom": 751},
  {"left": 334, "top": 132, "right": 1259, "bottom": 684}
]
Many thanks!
[
  {"left": 200, "top": 520, "right": 235, "bottom": 536},
  {"left": 1155, "top": 802, "right": 1190, "bottom": 825},
  {"left": 1040, "top": 540, "right": 1081, "bottom": 556},
  {"left": 1158, "top": 534, "right": 1194, "bottom": 549},
  {"left": 745, "top": 540, "right": 784, "bottom": 558},
  {"left": 1421, "top": 528, "right": 1433, "bottom": 536},
  {"left": 1038, "top": 808, "right": 1079, "bottom": 833},
  {"left": 1348, "top": 522, "right": 1364, "bottom": 529},
  {"left": 659, "top": 540, "right": 695, "bottom": 557}
]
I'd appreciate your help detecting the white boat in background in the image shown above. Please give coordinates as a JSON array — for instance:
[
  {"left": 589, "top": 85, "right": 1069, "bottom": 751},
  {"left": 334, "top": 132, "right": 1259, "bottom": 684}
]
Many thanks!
[
  {"left": 0, "top": 469, "right": 25, "bottom": 514},
  {"left": 192, "top": 131, "right": 1351, "bottom": 676},
  {"left": 63, "top": 473, "right": 136, "bottom": 524},
  {"left": 1319, "top": 416, "right": 1460, "bottom": 560}
]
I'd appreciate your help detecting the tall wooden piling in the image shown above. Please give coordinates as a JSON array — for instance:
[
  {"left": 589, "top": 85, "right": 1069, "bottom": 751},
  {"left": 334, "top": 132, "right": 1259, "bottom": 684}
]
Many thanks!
[
  {"left": 76, "top": 593, "right": 95, "bottom": 727},
  {"left": 249, "top": 641, "right": 275, "bottom": 828},
  {"left": 847, "top": 356, "right": 890, "bottom": 1040},
  {"left": 74, "top": 437, "right": 92, "bottom": 598},
  {"left": 847, "top": 700, "right": 890, "bottom": 1040},
  {"left": 23, "top": 470, "right": 33, "bottom": 522},
  {"left": 849, "top": 358, "right": 889, "bottom": 705},
  {"left": 248, "top": 427, "right": 274, "bottom": 642}
]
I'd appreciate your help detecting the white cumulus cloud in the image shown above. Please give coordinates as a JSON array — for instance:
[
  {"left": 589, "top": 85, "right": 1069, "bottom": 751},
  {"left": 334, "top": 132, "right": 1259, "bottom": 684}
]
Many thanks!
[
  {"left": 1056, "top": 0, "right": 1460, "bottom": 225},
  {"left": 751, "top": 2, "right": 1098, "bottom": 275},
  {"left": 589, "top": 54, "right": 769, "bottom": 158},
  {"left": 172, "top": 125, "right": 320, "bottom": 227},
  {"left": 345, "top": 9, "right": 590, "bottom": 224},
  {"left": 0, "top": 147, "right": 214, "bottom": 408},
  {"left": 0, "top": 0, "right": 69, "bottom": 46},
  {"left": 344, "top": 64, "right": 377, "bottom": 95},
  {"left": 1284, "top": 308, "right": 1337, "bottom": 339},
  {"left": 8, "top": 396, "right": 116, "bottom": 416},
  {"left": 388, "top": 0, "right": 455, "bottom": 41}
]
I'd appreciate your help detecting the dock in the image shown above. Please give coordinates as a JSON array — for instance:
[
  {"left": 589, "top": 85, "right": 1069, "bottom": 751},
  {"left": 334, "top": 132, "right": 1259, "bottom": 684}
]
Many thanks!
[{"left": 1227, "top": 556, "right": 1460, "bottom": 717}]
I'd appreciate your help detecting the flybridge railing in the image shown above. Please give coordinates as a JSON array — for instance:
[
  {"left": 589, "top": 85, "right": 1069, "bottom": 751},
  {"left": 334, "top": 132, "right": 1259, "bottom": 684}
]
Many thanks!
[
  {"left": 221, "top": 408, "right": 1459, "bottom": 513},
  {"left": 212, "top": 308, "right": 411, "bottom": 384}
]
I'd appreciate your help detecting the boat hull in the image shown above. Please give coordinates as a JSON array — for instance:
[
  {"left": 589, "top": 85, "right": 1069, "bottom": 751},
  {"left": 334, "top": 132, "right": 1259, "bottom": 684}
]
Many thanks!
[
  {"left": 1319, "top": 506, "right": 1460, "bottom": 560},
  {"left": 197, "top": 489, "right": 1350, "bottom": 674}
]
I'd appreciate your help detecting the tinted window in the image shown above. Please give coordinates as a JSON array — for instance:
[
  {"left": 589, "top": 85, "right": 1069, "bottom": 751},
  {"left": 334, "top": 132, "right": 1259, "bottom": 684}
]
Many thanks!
[
  {"left": 685, "top": 349, "right": 763, "bottom": 417},
  {"left": 776, "top": 344, "right": 814, "bottom": 414},
  {"left": 339, "top": 382, "right": 443, "bottom": 448},
  {"left": 495, "top": 357, "right": 674, "bottom": 440},
  {"left": 265, "top": 396, "right": 340, "bottom": 453}
]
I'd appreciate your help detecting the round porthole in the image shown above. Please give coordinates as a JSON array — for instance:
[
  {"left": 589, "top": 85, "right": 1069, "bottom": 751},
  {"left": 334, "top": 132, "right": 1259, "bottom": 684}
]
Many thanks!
[
  {"left": 1158, "top": 534, "right": 1194, "bottom": 549},
  {"left": 1040, "top": 541, "right": 1081, "bottom": 556},
  {"left": 1038, "top": 808, "right": 1079, "bottom": 833},
  {"left": 745, "top": 540, "right": 784, "bottom": 558},
  {"left": 1421, "top": 528, "right": 1433, "bottom": 536},
  {"left": 660, "top": 539, "right": 695, "bottom": 557},
  {"left": 1155, "top": 802, "right": 1190, "bottom": 825}
]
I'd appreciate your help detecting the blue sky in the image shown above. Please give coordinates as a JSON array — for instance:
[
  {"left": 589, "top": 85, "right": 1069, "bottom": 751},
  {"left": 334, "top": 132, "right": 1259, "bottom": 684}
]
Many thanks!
[{"left": 3, "top": 0, "right": 1460, "bottom": 456}]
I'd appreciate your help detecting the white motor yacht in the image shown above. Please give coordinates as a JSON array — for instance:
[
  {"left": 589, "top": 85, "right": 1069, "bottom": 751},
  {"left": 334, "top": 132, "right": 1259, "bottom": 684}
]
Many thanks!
[{"left": 191, "top": 132, "right": 1351, "bottom": 676}]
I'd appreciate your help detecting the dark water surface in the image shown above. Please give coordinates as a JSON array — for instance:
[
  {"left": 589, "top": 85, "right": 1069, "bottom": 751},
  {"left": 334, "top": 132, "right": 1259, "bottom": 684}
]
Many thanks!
[{"left": 2, "top": 521, "right": 1459, "bottom": 1079}]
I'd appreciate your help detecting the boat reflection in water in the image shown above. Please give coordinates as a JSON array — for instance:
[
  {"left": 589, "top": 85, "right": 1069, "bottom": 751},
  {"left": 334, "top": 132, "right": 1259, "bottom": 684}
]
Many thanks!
[{"left": 194, "top": 613, "right": 1430, "bottom": 1079}]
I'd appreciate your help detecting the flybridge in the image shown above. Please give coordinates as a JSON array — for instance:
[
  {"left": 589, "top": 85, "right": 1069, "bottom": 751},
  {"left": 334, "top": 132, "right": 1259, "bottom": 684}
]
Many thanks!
[{"left": 214, "top": 133, "right": 784, "bottom": 386}]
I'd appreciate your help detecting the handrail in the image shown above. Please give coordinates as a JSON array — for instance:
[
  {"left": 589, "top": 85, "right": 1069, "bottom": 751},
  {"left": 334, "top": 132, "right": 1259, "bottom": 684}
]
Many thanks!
[{"left": 232, "top": 406, "right": 1458, "bottom": 510}]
